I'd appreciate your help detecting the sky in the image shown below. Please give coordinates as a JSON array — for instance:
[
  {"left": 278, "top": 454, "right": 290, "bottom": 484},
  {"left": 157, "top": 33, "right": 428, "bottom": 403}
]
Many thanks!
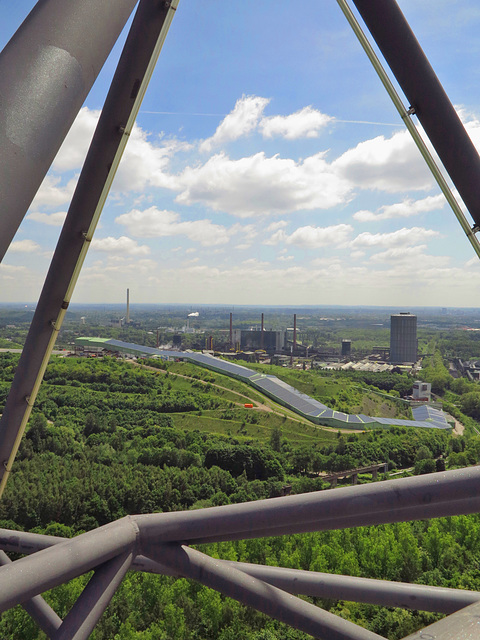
[{"left": 3, "top": 0, "right": 480, "bottom": 307}]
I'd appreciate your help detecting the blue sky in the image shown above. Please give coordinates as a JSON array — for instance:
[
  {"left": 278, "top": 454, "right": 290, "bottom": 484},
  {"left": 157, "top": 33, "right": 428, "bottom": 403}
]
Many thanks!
[{"left": 3, "top": 0, "right": 480, "bottom": 306}]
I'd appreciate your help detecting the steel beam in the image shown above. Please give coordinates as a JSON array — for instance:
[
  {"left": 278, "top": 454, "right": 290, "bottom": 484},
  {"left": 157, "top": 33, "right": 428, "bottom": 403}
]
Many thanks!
[
  {"left": 3, "top": 528, "right": 478, "bottom": 617},
  {"left": 135, "top": 467, "right": 480, "bottom": 544},
  {"left": 0, "top": 550, "right": 62, "bottom": 636},
  {"left": 0, "top": 518, "right": 137, "bottom": 612},
  {"left": 0, "top": 528, "right": 64, "bottom": 554},
  {"left": 52, "top": 551, "right": 133, "bottom": 640},
  {"left": 146, "top": 544, "right": 386, "bottom": 640},
  {"left": 0, "top": 0, "right": 179, "bottom": 498},
  {"left": 402, "top": 600, "right": 480, "bottom": 639},
  {"left": 224, "top": 561, "right": 480, "bottom": 615},
  {"left": 0, "top": 0, "right": 139, "bottom": 263},
  {"left": 351, "top": 0, "right": 480, "bottom": 227}
]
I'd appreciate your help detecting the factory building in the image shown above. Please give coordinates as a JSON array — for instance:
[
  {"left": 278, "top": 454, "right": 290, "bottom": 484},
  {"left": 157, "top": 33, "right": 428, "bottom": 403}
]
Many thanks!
[
  {"left": 232, "top": 329, "right": 286, "bottom": 353},
  {"left": 390, "top": 312, "right": 417, "bottom": 364}
]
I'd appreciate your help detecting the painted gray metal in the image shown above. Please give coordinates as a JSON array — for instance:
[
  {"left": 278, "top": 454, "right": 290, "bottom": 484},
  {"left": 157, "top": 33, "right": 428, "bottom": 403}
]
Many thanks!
[
  {"left": 3, "top": 529, "right": 480, "bottom": 616},
  {"left": 223, "top": 561, "right": 480, "bottom": 615},
  {"left": 0, "top": 0, "right": 176, "bottom": 491},
  {"left": 146, "top": 544, "right": 386, "bottom": 640},
  {"left": 1, "top": 466, "right": 480, "bottom": 636},
  {"left": 0, "top": 0, "right": 138, "bottom": 263},
  {"left": 351, "top": 0, "right": 480, "bottom": 227},
  {"left": 403, "top": 600, "right": 480, "bottom": 639},
  {"left": 0, "top": 518, "right": 137, "bottom": 612},
  {"left": 1, "top": 1, "right": 480, "bottom": 638},
  {"left": 52, "top": 551, "right": 133, "bottom": 640},
  {"left": 134, "top": 466, "right": 480, "bottom": 544},
  {"left": 0, "top": 550, "right": 62, "bottom": 636}
]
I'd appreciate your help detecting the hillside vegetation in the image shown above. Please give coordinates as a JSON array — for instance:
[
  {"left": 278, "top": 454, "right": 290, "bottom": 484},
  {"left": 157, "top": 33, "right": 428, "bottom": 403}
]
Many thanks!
[{"left": 1, "top": 353, "right": 480, "bottom": 639}]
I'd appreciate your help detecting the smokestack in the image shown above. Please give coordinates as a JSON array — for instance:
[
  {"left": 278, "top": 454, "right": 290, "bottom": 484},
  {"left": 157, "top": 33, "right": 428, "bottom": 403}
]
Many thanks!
[
  {"left": 156, "top": 329, "right": 159, "bottom": 348},
  {"left": 126, "top": 288, "right": 130, "bottom": 324},
  {"left": 229, "top": 312, "right": 233, "bottom": 348},
  {"left": 261, "top": 313, "right": 264, "bottom": 349}
]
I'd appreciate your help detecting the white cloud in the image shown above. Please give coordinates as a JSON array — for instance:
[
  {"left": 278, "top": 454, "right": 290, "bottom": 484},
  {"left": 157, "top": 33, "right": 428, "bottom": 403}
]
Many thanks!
[
  {"left": 260, "top": 106, "right": 333, "bottom": 139},
  {"left": 27, "top": 211, "right": 67, "bottom": 226},
  {"left": 115, "top": 207, "right": 230, "bottom": 246},
  {"left": 29, "top": 175, "right": 78, "bottom": 210},
  {"left": 267, "top": 220, "right": 288, "bottom": 232},
  {"left": 350, "top": 227, "right": 439, "bottom": 249},
  {"left": 113, "top": 130, "right": 185, "bottom": 193},
  {"left": 353, "top": 195, "right": 445, "bottom": 222},
  {"left": 200, "top": 95, "right": 270, "bottom": 152},
  {"left": 175, "top": 151, "right": 353, "bottom": 217},
  {"left": 52, "top": 107, "right": 99, "bottom": 171},
  {"left": 8, "top": 239, "right": 41, "bottom": 253},
  {"left": 333, "top": 130, "right": 433, "bottom": 192},
  {"left": 90, "top": 236, "right": 150, "bottom": 256},
  {"left": 265, "top": 224, "right": 353, "bottom": 249},
  {"left": 286, "top": 224, "right": 353, "bottom": 249}
]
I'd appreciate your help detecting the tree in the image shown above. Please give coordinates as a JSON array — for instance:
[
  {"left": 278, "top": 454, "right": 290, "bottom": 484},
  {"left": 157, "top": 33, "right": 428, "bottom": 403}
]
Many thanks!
[{"left": 270, "top": 425, "right": 282, "bottom": 452}]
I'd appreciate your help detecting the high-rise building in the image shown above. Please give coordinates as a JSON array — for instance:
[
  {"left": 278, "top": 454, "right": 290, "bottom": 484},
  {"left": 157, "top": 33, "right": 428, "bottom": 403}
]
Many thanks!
[{"left": 390, "top": 312, "right": 417, "bottom": 364}]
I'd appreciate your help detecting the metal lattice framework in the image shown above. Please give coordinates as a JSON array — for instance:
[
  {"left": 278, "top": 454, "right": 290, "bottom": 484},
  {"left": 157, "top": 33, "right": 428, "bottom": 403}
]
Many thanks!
[{"left": 1, "top": 1, "right": 480, "bottom": 638}]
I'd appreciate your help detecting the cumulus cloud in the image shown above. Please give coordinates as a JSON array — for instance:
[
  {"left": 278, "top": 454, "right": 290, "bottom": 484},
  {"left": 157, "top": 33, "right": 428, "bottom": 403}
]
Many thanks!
[
  {"left": 200, "top": 95, "right": 270, "bottom": 152},
  {"left": 90, "top": 236, "right": 150, "bottom": 256},
  {"left": 52, "top": 107, "right": 99, "bottom": 171},
  {"left": 8, "top": 239, "right": 41, "bottom": 253},
  {"left": 115, "top": 207, "right": 231, "bottom": 246},
  {"left": 49, "top": 107, "right": 182, "bottom": 194},
  {"left": 175, "top": 151, "right": 352, "bottom": 217},
  {"left": 333, "top": 130, "right": 433, "bottom": 192},
  {"left": 113, "top": 130, "right": 185, "bottom": 193},
  {"left": 353, "top": 195, "right": 445, "bottom": 222},
  {"left": 27, "top": 211, "right": 67, "bottom": 226},
  {"left": 350, "top": 227, "right": 439, "bottom": 249},
  {"left": 267, "top": 220, "right": 288, "bottom": 232},
  {"left": 29, "top": 175, "right": 77, "bottom": 210},
  {"left": 265, "top": 223, "right": 353, "bottom": 248},
  {"left": 260, "top": 106, "right": 333, "bottom": 139}
]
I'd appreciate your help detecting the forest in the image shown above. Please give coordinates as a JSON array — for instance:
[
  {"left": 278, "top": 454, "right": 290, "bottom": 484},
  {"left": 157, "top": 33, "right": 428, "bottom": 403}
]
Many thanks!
[{"left": 0, "top": 351, "right": 480, "bottom": 638}]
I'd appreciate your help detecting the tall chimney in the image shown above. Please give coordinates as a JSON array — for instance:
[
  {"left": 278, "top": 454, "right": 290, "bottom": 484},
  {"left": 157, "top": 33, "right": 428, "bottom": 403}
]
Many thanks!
[
  {"left": 261, "top": 313, "right": 264, "bottom": 349},
  {"left": 229, "top": 312, "right": 233, "bottom": 349},
  {"left": 126, "top": 288, "right": 130, "bottom": 324}
]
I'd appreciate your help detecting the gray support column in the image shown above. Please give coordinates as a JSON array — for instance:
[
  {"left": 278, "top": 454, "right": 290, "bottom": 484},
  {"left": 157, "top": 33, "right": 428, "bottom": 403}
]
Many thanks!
[
  {"left": 0, "top": 0, "right": 139, "bottom": 262},
  {"left": 402, "top": 600, "right": 480, "bottom": 639},
  {"left": 351, "top": 0, "right": 480, "bottom": 226},
  {"left": 0, "top": 0, "right": 179, "bottom": 497},
  {"left": 0, "top": 550, "right": 62, "bottom": 636},
  {"left": 0, "top": 518, "right": 138, "bottom": 612},
  {"left": 53, "top": 551, "right": 133, "bottom": 640},
  {"left": 147, "top": 544, "right": 386, "bottom": 640}
]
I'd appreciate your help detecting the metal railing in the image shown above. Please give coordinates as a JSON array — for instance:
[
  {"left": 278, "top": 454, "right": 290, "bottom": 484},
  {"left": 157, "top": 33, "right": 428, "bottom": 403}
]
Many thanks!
[{"left": 1, "top": 0, "right": 480, "bottom": 638}]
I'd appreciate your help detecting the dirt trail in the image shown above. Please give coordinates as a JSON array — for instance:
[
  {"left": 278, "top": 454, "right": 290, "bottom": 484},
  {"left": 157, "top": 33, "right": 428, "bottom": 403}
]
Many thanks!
[
  {"left": 129, "top": 360, "right": 273, "bottom": 411},
  {"left": 129, "top": 360, "right": 364, "bottom": 432}
]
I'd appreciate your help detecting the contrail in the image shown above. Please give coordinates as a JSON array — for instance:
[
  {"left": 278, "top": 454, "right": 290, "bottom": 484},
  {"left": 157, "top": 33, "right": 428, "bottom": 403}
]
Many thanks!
[
  {"left": 335, "top": 118, "right": 402, "bottom": 127},
  {"left": 140, "top": 110, "right": 403, "bottom": 126}
]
